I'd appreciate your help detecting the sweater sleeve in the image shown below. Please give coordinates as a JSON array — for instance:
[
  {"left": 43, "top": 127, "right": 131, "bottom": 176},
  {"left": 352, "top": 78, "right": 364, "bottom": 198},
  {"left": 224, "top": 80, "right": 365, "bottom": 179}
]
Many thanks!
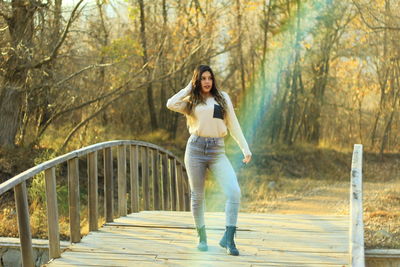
[
  {"left": 223, "top": 92, "right": 252, "bottom": 157},
  {"left": 166, "top": 81, "right": 192, "bottom": 114}
]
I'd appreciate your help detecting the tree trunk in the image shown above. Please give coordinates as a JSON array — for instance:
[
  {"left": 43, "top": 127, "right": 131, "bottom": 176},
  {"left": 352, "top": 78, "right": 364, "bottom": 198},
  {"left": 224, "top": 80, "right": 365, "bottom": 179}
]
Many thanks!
[
  {"left": 0, "top": 0, "right": 35, "bottom": 147},
  {"left": 306, "top": 1, "right": 336, "bottom": 144},
  {"left": 380, "top": 64, "right": 399, "bottom": 155},
  {"left": 138, "top": 0, "right": 158, "bottom": 131},
  {"left": 96, "top": 0, "right": 110, "bottom": 127},
  {"left": 260, "top": 0, "right": 274, "bottom": 111},
  {"left": 283, "top": 0, "right": 302, "bottom": 145},
  {"left": 159, "top": 0, "right": 169, "bottom": 132},
  {"left": 235, "top": 0, "right": 246, "bottom": 95},
  {"left": 0, "top": 87, "right": 23, "bottom": 146},
  {"left": 380, "top": 103, "right": 396, "bottom": 156},
  {"left": 31, "top": 0, "right": 63, "bottom": 145},
  {"left": 269, "top": 69, "right": 284, "bottom": 144},
  {"left": 371, "top": 0, "right": 390, "bottom": 148}
]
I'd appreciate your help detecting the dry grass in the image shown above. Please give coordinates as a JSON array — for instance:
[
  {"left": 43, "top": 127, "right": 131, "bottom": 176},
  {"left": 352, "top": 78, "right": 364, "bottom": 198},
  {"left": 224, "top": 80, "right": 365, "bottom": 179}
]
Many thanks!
[
  {"left": 363, "top": 184, "right": 400, "bottom": 249},
  {"left": 240, "top": 177, "right": 350, "bottom": 215},
  {"left": 202, "top": 142, "right": 400, "bottom": 249},
  {"left": 0, "top": 141, "right": 398, "bottom": 249},
  {"left": 204, "top": 164, "right": 400, "bottom": 249},
  {"left": 0, "top": 203, "right": 105, "bottom": 241}
]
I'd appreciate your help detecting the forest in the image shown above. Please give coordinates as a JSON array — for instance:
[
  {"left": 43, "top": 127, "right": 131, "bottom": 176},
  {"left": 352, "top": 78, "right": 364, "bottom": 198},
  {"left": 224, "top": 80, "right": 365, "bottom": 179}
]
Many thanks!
[
  {"left": 0, "top": 0, "right": 399, "bottom": 251},
  {"left": 0, "top": 0, "right": 399, "bottom": 154}
]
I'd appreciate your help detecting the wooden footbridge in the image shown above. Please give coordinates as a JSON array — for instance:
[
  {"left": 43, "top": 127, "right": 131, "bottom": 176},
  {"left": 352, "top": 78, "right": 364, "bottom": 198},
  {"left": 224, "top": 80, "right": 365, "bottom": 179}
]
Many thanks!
[{"left": 0, "top": 141, "right": 365, "bottom": 267}]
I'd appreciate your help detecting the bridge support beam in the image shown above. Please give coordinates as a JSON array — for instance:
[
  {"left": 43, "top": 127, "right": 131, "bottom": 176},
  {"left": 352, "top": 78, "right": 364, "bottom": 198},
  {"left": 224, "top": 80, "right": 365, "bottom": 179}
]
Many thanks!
[
  {"left": 350, "top": 144, "right": 365, "bottom": 267},
  {"left": 176, "top": 163, "right": 184, "bottom": 211},
  {"left": 68, "top": 158, "right": 81, "bottom": 243},
  {"left": 142, "top": 147, "right": 150, "bottom": 210},
  {"left": 88, "top": 152, "right": 98, "bottom": 231},
  {"left": 45, "top": 167, "right": 61, "bottom": 259},
  {"left": 130, "top": 145, "right": 140, "bottom": 213},
  {"left": 118, "top": 146, "right": 127, "bottom": 216},
  {"left": 14, "top": 181, "right": 34, "bottom": 267},
  {"left": 169, "top": 158, "right": 177, "bottom": 210},
  {"left": 161, "top": 153, "right": 170, "bottom": 211},
  {"left": 104, "top": 147, "right": 113, "bottom": 222},
  {"left": 152, "top": 149, "right": 160, "bottom": 210}
]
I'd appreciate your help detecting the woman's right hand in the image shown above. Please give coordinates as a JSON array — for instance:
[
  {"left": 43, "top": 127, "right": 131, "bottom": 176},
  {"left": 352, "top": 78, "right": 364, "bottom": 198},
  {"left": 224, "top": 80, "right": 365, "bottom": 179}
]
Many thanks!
[
  {"left": 243, "top": 154, "right": 252, "bottom": 164},
  {"left": 187, "top": 80, "right": 193, "bottom": 91}
]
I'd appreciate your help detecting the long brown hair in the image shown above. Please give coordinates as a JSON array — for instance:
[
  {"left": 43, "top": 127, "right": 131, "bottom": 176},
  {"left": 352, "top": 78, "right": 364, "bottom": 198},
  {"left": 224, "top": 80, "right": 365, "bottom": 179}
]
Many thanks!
[{"left": 185, "top": 65, "right": 227, "bottom": 118}]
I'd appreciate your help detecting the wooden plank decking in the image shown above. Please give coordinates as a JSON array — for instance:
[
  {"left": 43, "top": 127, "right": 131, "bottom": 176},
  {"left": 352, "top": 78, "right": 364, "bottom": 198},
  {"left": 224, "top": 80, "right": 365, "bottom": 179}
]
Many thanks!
[{"left": 44, "top": 211, "right": 350, "bottom": 266}]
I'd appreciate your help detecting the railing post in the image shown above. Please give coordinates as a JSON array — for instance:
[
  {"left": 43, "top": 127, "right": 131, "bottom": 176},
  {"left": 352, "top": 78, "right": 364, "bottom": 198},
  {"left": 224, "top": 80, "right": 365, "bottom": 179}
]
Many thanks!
[
  {"left": 88, "top": 151, "right": 98, "bottom": 231},
  {"left": 152, "top": 149, "right": 160, "bottom": 210},
  {"left": 161, "top": 153, "right": 169, "bottom": 211},
  {"left": 149, "top": 149, "right": 155, "bottom": 210},
  {"left": 14, "top": 182, "right": 34, "bottom": 267},
  {"left": 117, "top": 145, "right": 127, "bottom": 216},
  {"left": 130, "top": 145, "right": 140, "bottom": 212},
  {"left": 350, "top": 144, "right": 365, "bottom": 267},
  {"left": 68, "top": 158, "right": 80, "bottom": 243},
  {"left": 169, "top": 158, "right": 177, "bottom": 211},
  {"left": 104, "top": 147, "right": 113, "bottom": 222},
  {"left": 142, "top": 146, "right": 150, "bottom": 210},
  {"left": 176, "top": 163, "right": 184, "bottom": 211},
  {"left": 45, "top": 167, "right": 61, "bottom": 259}
]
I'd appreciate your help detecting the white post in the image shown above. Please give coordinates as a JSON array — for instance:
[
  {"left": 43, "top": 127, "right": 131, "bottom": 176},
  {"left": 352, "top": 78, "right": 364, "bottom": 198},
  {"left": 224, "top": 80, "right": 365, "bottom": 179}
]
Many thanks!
[{"left": 349, "top": 144, "right": 365, "bottom": 267}]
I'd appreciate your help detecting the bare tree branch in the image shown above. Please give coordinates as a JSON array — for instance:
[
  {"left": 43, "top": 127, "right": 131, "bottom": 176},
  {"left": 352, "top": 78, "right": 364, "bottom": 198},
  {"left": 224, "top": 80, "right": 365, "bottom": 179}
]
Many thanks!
[
  {"left": 35, "top": 61, "right": 150, "bottom": 140},
  {"left": 59, "top": 94, "right": 119, "bottom": 151},
  {"left": 194, "top": 0, "right": 206, "bottom": 18},
  {"left": 27, "top": 62, "right": 117, "bottom": 94},
  {"left": 17, "top": 0, "right": 86, "bottom": 71},
  {"left": 55, "top": 63, "right": 113, "bottom": 87},
  {"left": 56, "top": 44, "right": 238, "bottom": 150},
  {"left": 0, "top": 25, "right": 8, "bottom": 32},
  {"left": 0, "top": 1, "right": 11, "bottom": 21},
  {"left": 351, "top": 0, "right": 400, "bottom": 31}
]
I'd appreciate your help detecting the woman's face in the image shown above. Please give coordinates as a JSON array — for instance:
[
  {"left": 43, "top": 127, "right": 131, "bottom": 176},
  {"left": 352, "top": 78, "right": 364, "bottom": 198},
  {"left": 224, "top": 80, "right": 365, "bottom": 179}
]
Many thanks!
[{"left": 200, "top": 71, "right": 213, "bottom": 95}]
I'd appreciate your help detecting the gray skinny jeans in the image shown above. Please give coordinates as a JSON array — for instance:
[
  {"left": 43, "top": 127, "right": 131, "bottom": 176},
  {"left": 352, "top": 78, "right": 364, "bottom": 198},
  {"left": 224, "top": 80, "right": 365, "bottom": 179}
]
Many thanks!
[{"left": 184, "top": 134, "right": 241, "bottom": 228}]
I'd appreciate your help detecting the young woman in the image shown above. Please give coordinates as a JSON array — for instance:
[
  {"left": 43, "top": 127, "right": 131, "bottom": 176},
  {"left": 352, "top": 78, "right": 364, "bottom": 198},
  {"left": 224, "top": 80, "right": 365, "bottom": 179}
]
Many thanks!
[{"left": 166, "top": 65, "right": 252, "bottom": 256}]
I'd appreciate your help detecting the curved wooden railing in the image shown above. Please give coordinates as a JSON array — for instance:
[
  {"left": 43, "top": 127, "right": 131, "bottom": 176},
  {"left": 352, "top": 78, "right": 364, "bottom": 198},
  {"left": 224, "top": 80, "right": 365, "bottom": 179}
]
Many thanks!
[
  {"left": 349, "top": 144, "right": 365, "bottom": 267},
  {"left": 0, "top": 140, "right": 190, "bottom": 267}
]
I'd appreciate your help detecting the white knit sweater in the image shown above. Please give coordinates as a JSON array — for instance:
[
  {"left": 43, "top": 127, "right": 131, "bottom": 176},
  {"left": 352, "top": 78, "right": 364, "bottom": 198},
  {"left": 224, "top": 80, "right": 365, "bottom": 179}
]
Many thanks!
[{"left": 166, "top": 82, "right": 252, "bottom": 157}]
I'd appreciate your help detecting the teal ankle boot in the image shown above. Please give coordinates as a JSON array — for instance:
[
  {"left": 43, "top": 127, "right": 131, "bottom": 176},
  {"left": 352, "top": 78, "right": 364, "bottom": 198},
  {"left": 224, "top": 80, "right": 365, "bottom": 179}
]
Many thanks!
[
  {"left": 219, "top": 226, "right": 239, "bottom": 256},
  {"left": 219, "top": 228, "right": 227, "bottom": 248},
  {"left": 196, "top": 225, "right": 208, "bottom": 251}
]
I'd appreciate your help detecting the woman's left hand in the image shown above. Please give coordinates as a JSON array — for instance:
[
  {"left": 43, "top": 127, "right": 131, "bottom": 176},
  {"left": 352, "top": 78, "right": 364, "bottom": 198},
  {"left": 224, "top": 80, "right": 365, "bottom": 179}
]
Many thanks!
[{"left": 243, "top": 154, "right": 252, "bottom": 164}]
